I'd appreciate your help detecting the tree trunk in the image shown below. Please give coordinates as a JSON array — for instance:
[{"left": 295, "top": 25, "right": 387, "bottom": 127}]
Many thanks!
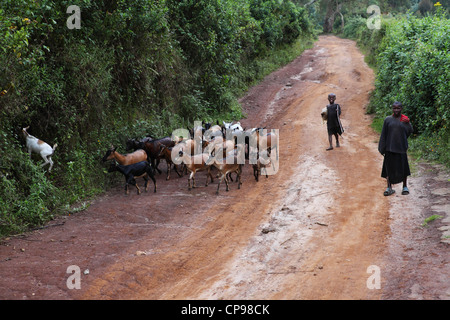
[
  {"left": 323, "top": 0, "right": 345, "bottom": 33},
  {"left": 337, "top": 11, "right": 344, "bottom": 31},
  {"left": 323, "top": 0, "right": 336, "bottom": 33}
]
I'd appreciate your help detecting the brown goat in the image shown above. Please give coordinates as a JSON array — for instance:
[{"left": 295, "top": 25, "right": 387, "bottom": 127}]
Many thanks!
[
  {"left": 206, "top": 146, "right": 243, "bottom": 194},
  {"left": 175, "top": 148, "right": 214, "bottom": 190},
  {"left": 158, "top": 145, "right": 183, "bottom": 180},
  {"left": 102, "top": 146, "right": 147, "bottom": 165},
  {"left": 252, "top": 149, "right": 271, "bottom": 182},
  {"left": 139, "top": 136, "right": 175, "bottom": 174}
]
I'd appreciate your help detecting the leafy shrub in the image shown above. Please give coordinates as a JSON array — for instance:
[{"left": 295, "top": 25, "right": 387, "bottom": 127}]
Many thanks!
[
  {"left": 0, "top": 135, "right": 60, "bottom": 235},
  {"left": 371, "top": 13, "right": 449, "bottom": 134}
]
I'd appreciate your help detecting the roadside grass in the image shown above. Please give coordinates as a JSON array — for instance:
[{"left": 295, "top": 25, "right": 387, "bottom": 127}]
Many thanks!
[{"left": 421, "top": 214, "right": 443, "bottom": 227}]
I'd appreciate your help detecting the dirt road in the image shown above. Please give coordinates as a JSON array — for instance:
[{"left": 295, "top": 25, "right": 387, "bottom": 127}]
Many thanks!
[{"left": 1, "top": 35, "right": 449, "bottom": 300}]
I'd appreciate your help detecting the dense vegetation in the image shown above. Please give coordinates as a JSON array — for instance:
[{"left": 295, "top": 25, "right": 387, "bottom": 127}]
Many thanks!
[
  {"left": 0, "top": 0, "right": 315, "bottom": 236},
  {"left": 338, "top": 1, "right": 449, "bottom": 166}
]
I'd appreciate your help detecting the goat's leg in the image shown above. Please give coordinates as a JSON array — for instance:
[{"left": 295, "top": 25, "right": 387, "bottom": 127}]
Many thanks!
[
  {"left": 150, "top": 175, "right": 157, "bottom": 193},
  {"left": 126, "top": 177, "right": 139, "bottom": 195},
  {"left": 253, "top": 165, "right": 259, "bottom": 182},
  {"left": 263, "top": 166, "right": 269, "bottom": 178},
  {"left": 143, "top": 175, "right": 149, "bottom": 192},
  {"left": 237, "top": 166, "right": 242, "bottom": 189},
  {"left": 224, "top": 172, "right": 231, "bottom": 191},
  {"left": 209, "top": 167, "right": 214, "bottom": 183},
  {"left": 216, "top": 174, "right": 225, "bottom": 194},
  {"left": 271, "top": 157, "right": 276, "bottom": 172},
  {"left": 166, "top": 162, "right": 171, "bottom": 180},
  {"left": 40, "top": 154, "right": 51, "bottom": 169},
  {"left": 192, "top": 172, "right": 197, "bottom": 188},
  {"left": 155, "top": 158, "right": 162, "bottom": 174},
  {"left": 188, "top": 172, "right": 194, "bottom": 190},
  {"left": 151, "top": 157, "right": 162, "bottom": 174},
  {"left": 146, "top": 167, "right": 157, "bottom": 193},
  {"left": 173, "top": 164, "right": 182, "bottom": 177},
  {"left": 205, "top": 167, "right": 213, "bottom": 186},
  {"left": 48, "top": 157, "right": 54, "bottom": 172},
  {"left": 131, "top": 179, "right": 141, "bottom": 195},
  {"left": 135, "top": 183, "right": 141, "bottom": 195}
]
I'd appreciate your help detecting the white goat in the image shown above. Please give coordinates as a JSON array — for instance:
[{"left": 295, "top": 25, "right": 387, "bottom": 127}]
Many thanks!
[
  {"left": 22, "top": 126, "right": 57, "bottom": 172},
  {"left": 223, "top": 121, "right": 243, "bottom": 132}
]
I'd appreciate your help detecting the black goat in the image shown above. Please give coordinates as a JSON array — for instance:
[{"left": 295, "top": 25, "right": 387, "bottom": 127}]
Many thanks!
[
  {"left": 125, "top": 136, "right": 154, "bottom": 152},
  {"left": 108, "top": 161, "right": 157, "bottom": 195}
]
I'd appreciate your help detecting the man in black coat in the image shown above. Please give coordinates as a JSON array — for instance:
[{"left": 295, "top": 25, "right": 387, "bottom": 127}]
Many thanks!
[{"left": 378, "top": 101, "right": 413, "bottom": 196}]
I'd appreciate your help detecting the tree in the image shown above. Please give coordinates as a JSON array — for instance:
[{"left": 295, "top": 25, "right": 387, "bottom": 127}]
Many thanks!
[
  {"left": 418, "top": 0, "right": 433, "bottom": 15},
  {"left": 323, "top": 0, "right": 350, "bottom": 33}
]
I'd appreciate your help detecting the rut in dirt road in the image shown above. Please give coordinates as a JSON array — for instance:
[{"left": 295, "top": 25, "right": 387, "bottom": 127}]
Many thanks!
[{"left": 1, "top": 36, "right": 448, "bottom": 300}]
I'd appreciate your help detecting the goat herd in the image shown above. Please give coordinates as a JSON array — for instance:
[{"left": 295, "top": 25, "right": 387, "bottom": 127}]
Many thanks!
[
  {"left": 22, "top": 121, "right": 278, "bottom": 196},
  {"left": 103, "top": 121, "right": 278, "bottom": 195}
]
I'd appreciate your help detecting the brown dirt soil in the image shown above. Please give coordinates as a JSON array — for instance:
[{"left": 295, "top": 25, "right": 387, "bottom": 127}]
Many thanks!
[{"left": 1, "top": 35, "right": 449, "bottom": 300}]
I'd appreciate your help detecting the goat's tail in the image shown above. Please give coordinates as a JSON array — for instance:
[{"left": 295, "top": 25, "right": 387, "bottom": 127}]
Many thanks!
[{"left": 52, "top": 143, "right": 58, "bottom": 152}]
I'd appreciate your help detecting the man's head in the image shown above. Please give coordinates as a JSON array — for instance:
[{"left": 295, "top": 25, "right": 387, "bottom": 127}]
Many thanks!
[
  {"left": 328, "top": 93, "right": 336, "bottom": 104},
  {"left": 392, "top": 101, "right": 402, "bottom": 117}
]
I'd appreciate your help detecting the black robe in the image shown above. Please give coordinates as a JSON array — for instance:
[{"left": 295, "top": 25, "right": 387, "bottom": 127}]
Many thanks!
[
  {"left": 326, "top": 103, "right": 344, "bottom": 135},
  {"left": 378, "top": 115, "right": 413, "bottom": 184}
]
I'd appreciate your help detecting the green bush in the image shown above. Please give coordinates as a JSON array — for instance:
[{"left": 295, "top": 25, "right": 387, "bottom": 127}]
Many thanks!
[
  {"left": 371, "top": 12, "right": 449, "bottom": 153},
  {"left": 0, "top": 141, "right": 60, "bottom": 235}
]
